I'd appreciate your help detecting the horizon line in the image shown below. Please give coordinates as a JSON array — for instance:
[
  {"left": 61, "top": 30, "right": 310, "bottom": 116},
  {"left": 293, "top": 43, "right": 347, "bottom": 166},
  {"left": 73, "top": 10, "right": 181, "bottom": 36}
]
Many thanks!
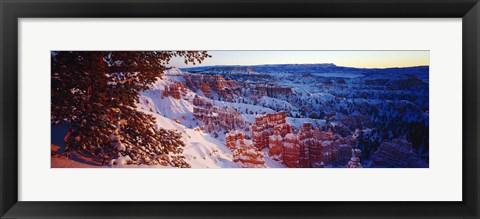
[{"left": 177, "top": 63, "right": 430, "bottom": 70}]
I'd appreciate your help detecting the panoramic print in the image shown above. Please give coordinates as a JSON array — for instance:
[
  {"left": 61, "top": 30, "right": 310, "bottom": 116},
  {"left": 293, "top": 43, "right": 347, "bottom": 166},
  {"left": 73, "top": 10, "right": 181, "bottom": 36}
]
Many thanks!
[{"left": 51, "top": 51, "right": 429, "bottom": 168}]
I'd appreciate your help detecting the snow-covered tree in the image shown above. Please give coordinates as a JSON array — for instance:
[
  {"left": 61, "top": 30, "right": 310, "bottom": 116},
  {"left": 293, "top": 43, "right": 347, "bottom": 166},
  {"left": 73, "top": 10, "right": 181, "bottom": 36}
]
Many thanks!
[{"left": 51, "top": 51, "right": 210, "bottom": 167}]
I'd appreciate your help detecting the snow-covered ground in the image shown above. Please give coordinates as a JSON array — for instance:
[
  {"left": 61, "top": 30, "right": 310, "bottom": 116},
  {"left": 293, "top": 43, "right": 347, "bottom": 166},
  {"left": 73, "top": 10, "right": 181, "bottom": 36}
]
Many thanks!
[
  {"left": 137, "top": 107, "right": 240, "bottom": 168},
  {"left": 134, "top": 70, "right": 285, "bottom": 168},
  {"left": 211, "top": 99, "right": 275, "bottom": 115}
]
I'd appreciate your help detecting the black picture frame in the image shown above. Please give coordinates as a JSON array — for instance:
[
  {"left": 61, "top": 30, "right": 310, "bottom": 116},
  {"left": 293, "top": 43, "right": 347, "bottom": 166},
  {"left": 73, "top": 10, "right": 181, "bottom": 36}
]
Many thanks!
[{"left": 1, "top": 0, "right": 479, "bottom": 218}]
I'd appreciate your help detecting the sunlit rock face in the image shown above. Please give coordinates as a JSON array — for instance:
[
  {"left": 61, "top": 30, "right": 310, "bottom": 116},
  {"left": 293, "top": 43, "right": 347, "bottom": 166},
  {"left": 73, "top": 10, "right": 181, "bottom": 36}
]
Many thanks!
[
  {"left": 298, "top": 123, "right": 314, "bottom": 168},
  {"left": 183, "top": 75, "right": 196, "bottom": 91},
  {"left": 183, "top": 74, "right": 239, "bottom": 101},
  {"left": 279, "top": 123, "right": 351, "bottom": 168},
  {"left": 193, "top": 95, "right": 245, "bottom": 133},
  {"left": 222, "top": 110, "right": 360, "bottom": 168},
  {"left": 310, "top": 129, "right": 336, "bottom": 166},
  {"left": 226, "top": 131, "right": 246, "bottom": 151},
  {"left": 162, "top": 82, "right": 187, "bottom": 99},
  {"left": 298, "top": 123, "right": 352, "bottom": 168},
  {"left": 227, "top": 131, "right": 265, "bottom": 168},
  {"left": 282, "top": 133, "right": 300, "bottom": 168},
  {"left": 252, "top": 112, "right": 291, "bottom": 150},
  {"left": 200, "top": 81, "right": 212, "bottom": 98},
  {"left": 372, "top": 137, "right": 428, "bottom": 168},
  {"left": 268, "top": 131, "right": 283, "bottom": 160},
  {"left": 252, "top": 84, "right": 293, "bottom": 97}
]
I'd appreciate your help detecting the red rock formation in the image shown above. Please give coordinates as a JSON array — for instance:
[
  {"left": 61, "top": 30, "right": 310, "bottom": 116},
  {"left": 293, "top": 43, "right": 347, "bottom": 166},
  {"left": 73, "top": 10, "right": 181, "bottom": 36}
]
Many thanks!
[
  {"left": 298, "top": 123, "right": 314, "bottom": 168},
  {"left": 183, "top": 74, "right": 240, "bottom": 101},
  {"left": 252, "top": 112, "right": 291, "bottom": 150},
  {"left": 193, "top": 95, "right": 211, "bottom": 107},
  {"left": 228, "top": 131, "right": 265, "bottom": 168},
  {"left": 285, "top": 123, "right": 349, "bottom": 168},
  {"left": 162, "top": 85, "right": 169, "bottom": 98},
  {"left": 226, "top": 131, "right": 245, "bottom": 151},
  {"left": 200, "top": 81, "right": 211, "bottom": 97},
  {"left": 210, "top": 75, "right": 235, "bottom": 101},
  {"left": 310, "top": 128, "right": 336, "bottom": 166},
  {"left": 183, "top": 73, "right": 292, "bottom": 102},
  {"left": 193, "top": 95, "right": 245, "bottom": 133},
  {"left": 252, "top": 84, "right": 293, "bottom": 97},
  {"left": 171, "top": 88, "right": 181, "bottom": 99},
  {"left": 313, "top": 128, "right": 335, "bottom": 141},
  {"left": 183, "top": 75, "right": 197, "bottom": 91},
  {"left": 298, "top": 141, "right": 311, "bottom": 168},
  {"left": 282, "top": 133, "right": 300, "bottom": 168},
  {"left": 162, "top": 82, "right": 187, "bottom": 100},
  {"left": 214, "top": 75, "right": 228, "bottom": 88},
  {"left": 268, "top": 131, "right": 283, "bottom": 160}
]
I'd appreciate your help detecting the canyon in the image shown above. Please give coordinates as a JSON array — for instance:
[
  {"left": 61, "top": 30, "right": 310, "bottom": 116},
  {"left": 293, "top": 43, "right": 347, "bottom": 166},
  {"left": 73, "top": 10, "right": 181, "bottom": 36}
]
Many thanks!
[{"left": 134, "top": 64, "right": 429, "bottom": 168}]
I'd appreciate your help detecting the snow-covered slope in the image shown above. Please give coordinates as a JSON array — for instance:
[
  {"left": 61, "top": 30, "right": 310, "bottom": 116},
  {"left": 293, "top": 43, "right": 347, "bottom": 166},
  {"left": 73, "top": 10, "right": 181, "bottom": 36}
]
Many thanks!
[
  {"left": 136, "top": 70, "right": 285, "bottom": 168},
  {"left": 137, "top": 107, "right": 240, "bottom": 168}
]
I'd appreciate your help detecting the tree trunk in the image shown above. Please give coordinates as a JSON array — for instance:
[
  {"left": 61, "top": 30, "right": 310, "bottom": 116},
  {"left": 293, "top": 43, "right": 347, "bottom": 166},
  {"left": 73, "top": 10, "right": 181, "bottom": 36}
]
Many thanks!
[{"left": 63, "top": 126, "right": 73, "bottom": 159}]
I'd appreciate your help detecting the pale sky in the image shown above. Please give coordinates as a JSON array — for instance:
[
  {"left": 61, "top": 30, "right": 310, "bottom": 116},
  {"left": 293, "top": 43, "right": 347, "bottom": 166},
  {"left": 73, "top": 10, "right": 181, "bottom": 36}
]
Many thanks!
[{"left": 168, "top": 51, "right": 429, "bottom": 69}]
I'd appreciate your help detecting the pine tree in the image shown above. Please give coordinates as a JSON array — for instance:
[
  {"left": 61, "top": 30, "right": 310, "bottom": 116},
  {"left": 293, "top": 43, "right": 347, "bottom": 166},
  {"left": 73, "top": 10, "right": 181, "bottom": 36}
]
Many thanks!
[{"left": 51, "top": 51, "right": 210, "bottom": 167}]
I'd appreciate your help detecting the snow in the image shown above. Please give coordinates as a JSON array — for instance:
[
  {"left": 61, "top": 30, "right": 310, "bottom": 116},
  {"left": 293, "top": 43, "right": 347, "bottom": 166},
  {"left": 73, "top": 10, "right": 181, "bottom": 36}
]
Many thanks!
[
  {"left": 113, "top": 141, "right": 126, "bottom": 151},
  {"left": 286, "top": 117, "right": 326, "bottom": 130},
  {"left": 258, "top": 96, "right": 298, "bottom": 112},
  {"left": 269, "top": 134, "right": 281, "bottom": 141},
  {"left": 226, "top": 130, "right": 242, "bottom": 137},
  {"left": 136, "top": 106, "right": 237, "bottom": 168},
  {"left": 312, "top": 72, "right": 364, "bottom": 78},
  {"left": 284, "top": 133, "right": 297, "bottom": 140},
  {"left": 110, "top": 155, "right": 132, "bottom": 167},
  {"left": 140, "top": 94, "right": 195, "bottom": 124},
  {"left": 132, "top": 73, "right": 291, "bottom": 168},
  {"left": 165, "top": 67, "right": 185, "bottom": 76},
  {"left": 211, "top": 99, "right": 275, "bottom": 115},
  {"left": 322, "top": 141, "right": 332, "bottom": 147},
  {"left": 139, "top": 105, "right": 287, "bottom": 168}
]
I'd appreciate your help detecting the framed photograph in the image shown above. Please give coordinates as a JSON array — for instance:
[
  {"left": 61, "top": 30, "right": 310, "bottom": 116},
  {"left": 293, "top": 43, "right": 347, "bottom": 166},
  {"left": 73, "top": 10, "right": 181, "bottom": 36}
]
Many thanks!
[{"left": 1, "top": 0, "right": 479, "bottom": 218}]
